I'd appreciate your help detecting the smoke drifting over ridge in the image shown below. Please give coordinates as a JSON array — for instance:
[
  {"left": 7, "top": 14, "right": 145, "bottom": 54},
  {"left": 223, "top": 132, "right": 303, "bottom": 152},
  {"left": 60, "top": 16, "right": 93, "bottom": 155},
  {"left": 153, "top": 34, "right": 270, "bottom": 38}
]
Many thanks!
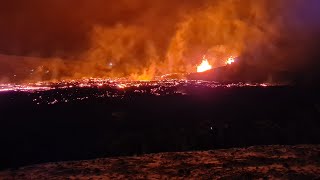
[{"left": 0, "top": 0, "right": 319, "bottom": 82}]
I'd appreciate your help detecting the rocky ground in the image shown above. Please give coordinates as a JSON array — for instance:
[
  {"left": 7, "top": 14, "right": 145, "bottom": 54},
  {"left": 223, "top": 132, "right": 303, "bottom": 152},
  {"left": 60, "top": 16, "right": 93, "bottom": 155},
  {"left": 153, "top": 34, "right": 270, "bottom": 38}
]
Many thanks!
[{"left": 1, "top": 145, "right": 319, "bottom": 179}]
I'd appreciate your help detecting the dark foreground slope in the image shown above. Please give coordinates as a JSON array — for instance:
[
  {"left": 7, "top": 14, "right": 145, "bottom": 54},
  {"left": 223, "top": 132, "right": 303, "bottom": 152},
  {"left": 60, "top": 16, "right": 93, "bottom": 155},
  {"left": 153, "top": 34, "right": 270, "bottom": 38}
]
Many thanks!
[
  {"left": 0, "top": 83, "right": 320, "bottom": 170},
  {"left": 1, "top": 145, "right": 319, "bottom": 179}
]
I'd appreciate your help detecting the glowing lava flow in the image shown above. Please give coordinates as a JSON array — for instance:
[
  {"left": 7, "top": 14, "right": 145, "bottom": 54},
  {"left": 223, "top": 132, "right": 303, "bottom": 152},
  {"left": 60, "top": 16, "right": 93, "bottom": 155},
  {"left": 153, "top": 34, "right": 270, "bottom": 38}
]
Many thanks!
[
  {"left": 197, "top": 57, "right": 212, "bottom": 72},
  {"left": 226, "top": 56, "right": 235, "bottom": 65},
  {"left": 0, "top": 79, "right": 279, "bottom": 105}
]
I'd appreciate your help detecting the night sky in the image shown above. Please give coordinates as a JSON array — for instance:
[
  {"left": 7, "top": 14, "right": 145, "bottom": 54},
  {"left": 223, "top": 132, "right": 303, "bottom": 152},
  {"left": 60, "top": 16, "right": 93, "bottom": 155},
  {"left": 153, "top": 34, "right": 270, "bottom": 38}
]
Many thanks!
[{"left": 0, "top": 0, "right": 207, "bottom": 57}]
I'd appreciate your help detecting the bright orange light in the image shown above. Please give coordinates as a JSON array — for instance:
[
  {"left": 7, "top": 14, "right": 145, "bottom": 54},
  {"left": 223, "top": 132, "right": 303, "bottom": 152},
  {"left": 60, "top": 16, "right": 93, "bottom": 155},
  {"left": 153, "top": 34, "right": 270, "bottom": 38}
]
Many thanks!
[
  {"left": 197, "top": 56, "right": 212, "bottom": 73},
  {"left": 117, "top": 84, "right": 127, "bottom": 89},
  {"left": 226, "top": 56, "right": 235, "bottom": 65}
]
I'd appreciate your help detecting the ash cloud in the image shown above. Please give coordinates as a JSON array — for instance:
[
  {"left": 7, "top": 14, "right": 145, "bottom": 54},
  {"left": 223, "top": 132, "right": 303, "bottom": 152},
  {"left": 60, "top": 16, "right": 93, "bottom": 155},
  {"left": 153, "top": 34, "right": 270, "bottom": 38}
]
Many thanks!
[{"left": 0, "top": 0, "right": 319, "bottom": 82}]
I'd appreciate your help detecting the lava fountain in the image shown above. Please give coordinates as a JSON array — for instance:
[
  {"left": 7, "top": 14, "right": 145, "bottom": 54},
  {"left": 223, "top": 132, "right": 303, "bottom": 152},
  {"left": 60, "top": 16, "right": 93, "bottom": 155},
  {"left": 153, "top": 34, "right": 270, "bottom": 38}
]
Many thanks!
[
  {"left": 197, "top": 56, "right": 212, "bottom": 73},
  {"left": 226, "top": 56, "right": 235, "bottom": 65}
]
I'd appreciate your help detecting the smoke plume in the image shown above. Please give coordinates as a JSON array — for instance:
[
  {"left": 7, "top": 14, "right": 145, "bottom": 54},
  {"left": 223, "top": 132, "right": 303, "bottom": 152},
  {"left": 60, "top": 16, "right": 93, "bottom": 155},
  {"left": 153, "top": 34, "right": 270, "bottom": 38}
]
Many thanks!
[{"left": 0, "top": 0, "right": 319, "bottom": 82}]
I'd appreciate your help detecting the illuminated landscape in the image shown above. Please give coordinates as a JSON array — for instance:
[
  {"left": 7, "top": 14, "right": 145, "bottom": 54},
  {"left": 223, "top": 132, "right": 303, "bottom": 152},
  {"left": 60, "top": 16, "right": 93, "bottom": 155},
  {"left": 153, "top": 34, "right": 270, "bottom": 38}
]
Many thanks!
[
  {"left": 1, "top": 0, "right": 320, "bottom": 179},
  {"left": 0, "top": 79, "right": 276, "bottom": 105}
]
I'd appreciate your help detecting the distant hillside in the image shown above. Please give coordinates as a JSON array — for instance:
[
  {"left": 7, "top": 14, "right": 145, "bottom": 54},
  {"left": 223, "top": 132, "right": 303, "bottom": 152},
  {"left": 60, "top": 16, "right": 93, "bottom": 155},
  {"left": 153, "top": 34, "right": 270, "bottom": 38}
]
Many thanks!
[{"left": 188, "top": 60, "right": 303, "bottom": 84}]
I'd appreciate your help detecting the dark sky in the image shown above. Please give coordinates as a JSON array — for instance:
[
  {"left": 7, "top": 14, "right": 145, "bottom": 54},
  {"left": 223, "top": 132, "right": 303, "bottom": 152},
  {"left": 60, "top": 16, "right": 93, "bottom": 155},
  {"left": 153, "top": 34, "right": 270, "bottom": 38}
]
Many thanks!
[
  {"left": 0, "top": 0, "right": 135, "bottom": 56},
  {"left": 0, "top": 0, "right": 206, "bottom": 57}
]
